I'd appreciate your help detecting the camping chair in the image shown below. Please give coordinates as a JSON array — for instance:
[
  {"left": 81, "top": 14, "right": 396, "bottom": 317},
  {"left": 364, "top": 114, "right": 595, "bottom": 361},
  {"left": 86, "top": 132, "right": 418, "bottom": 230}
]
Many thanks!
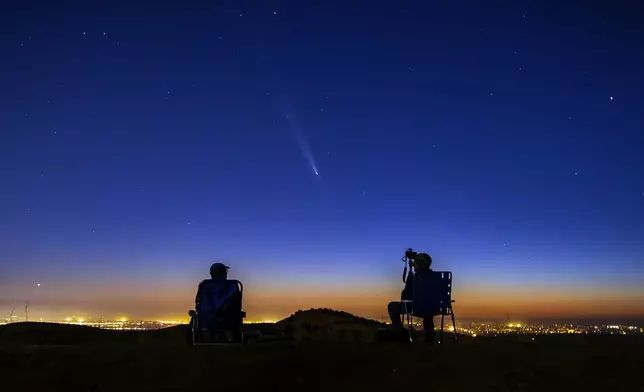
[
  {"left": 402, "top": 271, "right": 457, "bottom": 343},
  {"left": 189, "top": 279, "right": 246, "bottom": 345}
]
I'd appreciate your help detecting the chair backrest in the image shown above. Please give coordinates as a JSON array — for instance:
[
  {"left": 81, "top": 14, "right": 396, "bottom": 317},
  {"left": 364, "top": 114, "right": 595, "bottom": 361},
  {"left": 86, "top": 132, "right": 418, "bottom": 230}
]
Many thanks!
[
  {"left": 412, "top": 271, "right": 453, "bottom": 316},
  {"left": 197, "top": 279, "right": 243, "bottom": 315}
]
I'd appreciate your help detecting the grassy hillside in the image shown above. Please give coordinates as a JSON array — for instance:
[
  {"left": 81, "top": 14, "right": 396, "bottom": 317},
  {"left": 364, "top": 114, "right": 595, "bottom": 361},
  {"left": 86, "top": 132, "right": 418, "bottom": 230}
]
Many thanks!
[
  {"left": 2, "top": 313, "right": 643, "bottom": 391},
  {"left": 1, "top": 334, "right": 642, "bottom": 391}
]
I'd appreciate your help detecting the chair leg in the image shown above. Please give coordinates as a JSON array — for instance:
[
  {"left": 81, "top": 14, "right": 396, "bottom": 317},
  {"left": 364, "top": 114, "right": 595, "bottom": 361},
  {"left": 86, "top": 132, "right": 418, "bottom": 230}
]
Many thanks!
[
  {"left": 190, "top": 317, "right": 197, "bottom": 346},
  {"left": 450, "top": 309, "right": 457, "bottom": 340},
  {"left": 440, "top": 313, "right": 445, "bottom": 344}
]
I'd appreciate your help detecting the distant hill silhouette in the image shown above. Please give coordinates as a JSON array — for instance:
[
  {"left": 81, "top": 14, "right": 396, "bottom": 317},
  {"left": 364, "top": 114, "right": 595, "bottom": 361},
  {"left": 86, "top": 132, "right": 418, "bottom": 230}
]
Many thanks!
[
  {"left": 277, "top": 308, "right": 386, "bottom": 342},
  {"left": 0, "top": 309, "right": 388, "bottom": 346}
]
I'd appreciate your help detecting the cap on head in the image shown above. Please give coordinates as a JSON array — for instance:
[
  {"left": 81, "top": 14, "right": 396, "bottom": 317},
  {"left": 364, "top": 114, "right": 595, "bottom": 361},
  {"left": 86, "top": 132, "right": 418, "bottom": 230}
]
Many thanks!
[
  {"left": 210, "top": 262, "right": 229, "bottom": 278},
  {"left": 414, "top": 253, "right": 432, "bottom": 271}
]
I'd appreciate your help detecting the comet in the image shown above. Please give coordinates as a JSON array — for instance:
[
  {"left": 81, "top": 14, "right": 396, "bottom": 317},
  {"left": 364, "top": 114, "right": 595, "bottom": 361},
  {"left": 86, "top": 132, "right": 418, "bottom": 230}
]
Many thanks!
[
  {"left": 257, "top": 44, "right": 320, "bottom": 177},
  {"left": 278, "top": 100, "right": 320, "bottom": 178}
]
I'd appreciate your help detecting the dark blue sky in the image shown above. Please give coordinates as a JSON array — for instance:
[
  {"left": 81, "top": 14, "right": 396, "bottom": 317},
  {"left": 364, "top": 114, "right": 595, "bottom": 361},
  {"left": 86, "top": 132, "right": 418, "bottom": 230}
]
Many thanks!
[{"left": 1, "top": 1, "right": 643, "bottom": 321}]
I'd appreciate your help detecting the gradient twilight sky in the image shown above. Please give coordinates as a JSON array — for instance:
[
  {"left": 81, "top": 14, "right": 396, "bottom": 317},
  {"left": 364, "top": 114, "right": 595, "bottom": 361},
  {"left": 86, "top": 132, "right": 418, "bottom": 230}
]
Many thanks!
[{"left": 1, "top": 1, "right": 643, "bottom": 323}]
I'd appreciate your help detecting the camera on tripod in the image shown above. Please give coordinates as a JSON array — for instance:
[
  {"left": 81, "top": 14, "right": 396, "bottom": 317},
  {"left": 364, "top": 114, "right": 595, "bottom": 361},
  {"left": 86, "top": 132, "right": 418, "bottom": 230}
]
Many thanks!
[{"left": 404, "top": 248, "right": 417, "bottom": 260}]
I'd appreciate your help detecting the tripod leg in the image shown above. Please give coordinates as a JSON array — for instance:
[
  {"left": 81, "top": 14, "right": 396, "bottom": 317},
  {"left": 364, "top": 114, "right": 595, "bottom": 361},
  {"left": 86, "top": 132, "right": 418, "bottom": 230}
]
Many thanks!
[{"left": 404, "top": 302, "right": 412, "bottom": 341}]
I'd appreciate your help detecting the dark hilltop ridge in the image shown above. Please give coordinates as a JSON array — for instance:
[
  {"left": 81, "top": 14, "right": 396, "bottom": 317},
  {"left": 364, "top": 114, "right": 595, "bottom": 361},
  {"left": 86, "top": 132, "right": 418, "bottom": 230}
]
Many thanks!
[{"left": 277, "top": 308, "right": 387, "bottom": 342}]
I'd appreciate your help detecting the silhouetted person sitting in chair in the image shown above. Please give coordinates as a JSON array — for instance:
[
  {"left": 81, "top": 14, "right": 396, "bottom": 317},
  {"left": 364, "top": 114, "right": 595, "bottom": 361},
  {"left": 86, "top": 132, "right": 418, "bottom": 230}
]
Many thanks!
[
  {"left": 388, "top": 252, "right": 440, "bottom": 343},
  {"left": 188, "top": 262, "right": 245, "bottom": 344}
]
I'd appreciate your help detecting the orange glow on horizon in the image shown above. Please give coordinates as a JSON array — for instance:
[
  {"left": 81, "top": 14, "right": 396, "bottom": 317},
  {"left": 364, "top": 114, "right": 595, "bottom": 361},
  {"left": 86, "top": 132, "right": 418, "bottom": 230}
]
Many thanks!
[{"left": 4, "top": 281, "right": 643, "bottom": 322}]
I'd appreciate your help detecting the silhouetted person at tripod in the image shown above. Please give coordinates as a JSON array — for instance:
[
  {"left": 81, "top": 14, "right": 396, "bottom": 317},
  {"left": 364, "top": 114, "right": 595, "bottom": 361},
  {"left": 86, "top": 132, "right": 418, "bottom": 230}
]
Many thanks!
[{"left": 388, "top": 252, "right": 439, "bottom": 343}]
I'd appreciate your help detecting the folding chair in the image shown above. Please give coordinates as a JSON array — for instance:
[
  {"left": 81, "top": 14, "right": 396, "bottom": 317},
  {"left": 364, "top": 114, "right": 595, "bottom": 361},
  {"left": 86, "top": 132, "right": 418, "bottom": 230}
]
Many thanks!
[
  {"left": 403, "top": 271, "right": 457, "bottom": 343},
  {"left": 189, "top": 279, "right": 246, "bottom": 345}
]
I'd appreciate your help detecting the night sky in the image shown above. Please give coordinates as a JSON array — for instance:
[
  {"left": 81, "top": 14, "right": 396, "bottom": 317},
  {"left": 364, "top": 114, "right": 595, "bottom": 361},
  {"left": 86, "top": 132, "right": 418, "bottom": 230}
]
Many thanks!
[{"left": 2, "top": 1, "right": 643, "bottom": 323}]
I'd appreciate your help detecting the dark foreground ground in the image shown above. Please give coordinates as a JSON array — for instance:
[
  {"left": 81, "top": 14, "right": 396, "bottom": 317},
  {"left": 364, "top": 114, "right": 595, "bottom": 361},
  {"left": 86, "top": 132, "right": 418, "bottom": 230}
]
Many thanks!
[{"left": 1, "top": 323, "right": 643, "bottom": 391}]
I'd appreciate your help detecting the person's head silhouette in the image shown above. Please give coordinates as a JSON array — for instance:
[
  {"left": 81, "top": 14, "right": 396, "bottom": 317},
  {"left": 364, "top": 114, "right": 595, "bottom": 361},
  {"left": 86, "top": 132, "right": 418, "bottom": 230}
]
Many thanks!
[
  {"left": 209, "top": 262, "right": 229, "bottom": 280},
  {"left": 413, "top": 253, "right": 432, "bottom": 272}
]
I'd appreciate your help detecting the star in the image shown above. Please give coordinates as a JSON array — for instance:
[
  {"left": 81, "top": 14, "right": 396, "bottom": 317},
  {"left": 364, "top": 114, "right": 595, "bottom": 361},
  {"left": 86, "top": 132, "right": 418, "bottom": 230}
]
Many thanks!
[
  {"left": 489, "top": 92, "right": 493, "bottom": 96},
  {"left": 102, "top": 32, "right": 106, "bottom": 36},
  {"left": 610, "top": 96, "right": 614, "bottom": 101},
  {"left": 320, "top": 108, "right": 324, "bottom": 112},
  {"left": 568, "top": 116, "right": 572, "bottom": 120},
  {"left": 82, "top": 31, "right": 86, "bottom": 35},
  {"left": 92, "top": 229, "right": 96, "bottom": 233},
  {"left": 408, "top": 67, "right": 414, "bottom": 72},
  {"left": 273, "top": 11, "right": 277, "bottom": 15},
  {"left": 518, "top": 67, "right": 522, "bottom": 72},
  {"left": 239, "top": 13, "right": 243, "bottom": 17},
  {"left": 187, "top": 221, "right": 191, "bottom": 225},
  {"left": 37, "top": 284, "right": 41, "bottom": 287},
  {"left": 574, "top": 172, "right": 578, "bottom": 176}
]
